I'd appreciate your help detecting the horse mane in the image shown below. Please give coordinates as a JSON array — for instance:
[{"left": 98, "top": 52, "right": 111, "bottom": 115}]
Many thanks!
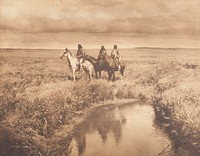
[{"left": 68, "top": 51, "right": 73, "bottom": 57}]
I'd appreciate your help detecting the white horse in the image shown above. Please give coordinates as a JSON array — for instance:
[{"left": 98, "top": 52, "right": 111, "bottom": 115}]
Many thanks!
[
  {"left": 60, "top": 50, "right": 94, "bottom": 82},
  {"left": 81, "top": 59, "right": 94, "bottom": 80}
]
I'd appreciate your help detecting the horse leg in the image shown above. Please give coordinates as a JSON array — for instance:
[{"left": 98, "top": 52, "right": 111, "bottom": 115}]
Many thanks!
[
  {"left": 95, "top": 70, "right": 98, "bottom": 79},
  {"left": 87, "top": 70, "right": 90, "bottom": 80},
  {"left": 120, "top": 66, "right": 125, "bottom": 79},
  {"left": 89, "top": 70, "right": 92, "bottom": 80},
  {"left": 84, "top": 70, "right": 87, "bottom": 80},
  {"left": 72, "top": 70, "right": 76, "bottom": 82},
  {"left": 99, "top": 71, "right": 101, "bottom": 78},
  {"left": 120, "top": 68, "right": 123, "bottom": 76},
  {"left": 112, "top": 71, "right": 116, "bottom": 81},
  {"left": 108, "top": 70, "right": 111, "bottom": 81},
  {"left": 109, "top": 69, "right": 115, "bottom": 81},
  {"left": 87, "top": 70, "right": 91, "bottom": 81}
]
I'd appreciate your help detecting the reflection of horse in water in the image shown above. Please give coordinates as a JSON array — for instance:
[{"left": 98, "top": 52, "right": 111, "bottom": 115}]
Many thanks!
[
  {"left": 85, "top": 54, "right": 125, "bottom": 81},
  {"left": 67, "top": 106, "right": 126, "bottom": 156},
  {"left": 60, "top": 51, "right": 94, "bottom": 82}
]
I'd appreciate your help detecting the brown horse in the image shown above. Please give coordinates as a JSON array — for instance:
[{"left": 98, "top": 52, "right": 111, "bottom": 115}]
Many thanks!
[
  {"left": 104, "top": 54, "right": 125, "bottom": 81},
  {"left": 84, "top": 55, "right": 111, "bottom": 79},
  {"left": 85, "top": 54, "right": 125, "bottom": 81}
]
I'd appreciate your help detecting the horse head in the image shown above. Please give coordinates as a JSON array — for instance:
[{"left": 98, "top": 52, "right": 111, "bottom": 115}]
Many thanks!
[
  {"left": 60, "top": 50, "right": 73, "bottom": 60},
  {"left": 60, "top": 51, "right": 68, "bottom": 59}
]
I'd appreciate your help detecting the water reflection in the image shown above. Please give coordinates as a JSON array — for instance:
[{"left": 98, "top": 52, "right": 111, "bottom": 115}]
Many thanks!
[
  {"left": 68, "top": 104, "right": 172, "bottom": 156},
  {"left": 0, "top": 128, "right": 27, "bottom": 156},
  {"left": 70, "top": 106, "right": 126, "bottom": 156}
]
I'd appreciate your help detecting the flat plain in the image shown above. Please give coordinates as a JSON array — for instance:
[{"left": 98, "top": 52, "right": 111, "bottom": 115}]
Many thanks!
[{"left": 0, "top": 48, "right": 199, "bottom": 155}]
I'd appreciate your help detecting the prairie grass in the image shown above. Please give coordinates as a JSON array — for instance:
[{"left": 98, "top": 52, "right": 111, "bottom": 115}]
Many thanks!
[{"left": 0, "top": 48, "right": 200, "bottom": 154}]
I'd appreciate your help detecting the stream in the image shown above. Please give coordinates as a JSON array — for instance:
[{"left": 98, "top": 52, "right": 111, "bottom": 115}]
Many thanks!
[{"left": 67, "top": 103, "right": 173, "bottom": 156}]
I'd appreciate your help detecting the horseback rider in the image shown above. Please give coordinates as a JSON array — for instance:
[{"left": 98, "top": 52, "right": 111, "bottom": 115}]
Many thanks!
[
  {"left": 76, "top": 44, "right": 86, "bottom": 70},
  {"left": 111, "top": 44, "right": 122, "bottom": 70},
  {"left": 76, "top": 44, "right": 85, "bottom": 59},
  {"left": 97, "top": 46, "right": 107, "bottom": 67},
  {"left": 110, "top": 44, "right": 121, "bottom": 61}
]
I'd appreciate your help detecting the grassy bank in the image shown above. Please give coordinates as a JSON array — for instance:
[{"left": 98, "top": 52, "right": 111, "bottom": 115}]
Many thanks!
[
  {"left": 153, "top": 62, "right": 200, "bottom": 155},
  {"left": 0, "top": 48, "right": 200, "bottom": 155}
]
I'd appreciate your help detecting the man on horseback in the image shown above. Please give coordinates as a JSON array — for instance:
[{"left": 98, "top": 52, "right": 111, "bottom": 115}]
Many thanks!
[
  {"left": 110, "top": 44, "right": 122, "bottom": 70},
  {"left": 97, "top": 46, "right": 107, "bottom": 68},
  {"left": 76, "top": 44, "right": 86, "bottom": 71},
  {"left": 111, "top": 44, "right": 121, "bottom": 60},
  {"left": 60, "top": 47, "right": 93, "bottom": 81},
  {"left": 76, "top": 44, "right": 85, "bottom": 57}
]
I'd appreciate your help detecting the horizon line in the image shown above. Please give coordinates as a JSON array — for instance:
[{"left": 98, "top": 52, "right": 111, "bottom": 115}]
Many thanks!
[{"left": 1, "top": 46, "right": 200, "bottom": 50}]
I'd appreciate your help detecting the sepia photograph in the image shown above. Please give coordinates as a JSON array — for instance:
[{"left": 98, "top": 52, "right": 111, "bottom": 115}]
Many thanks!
[{"left": 0, "top": 0, "right": 200, "bottom": 155}]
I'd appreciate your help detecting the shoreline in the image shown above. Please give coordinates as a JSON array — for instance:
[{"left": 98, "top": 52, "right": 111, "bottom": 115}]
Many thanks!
[{"left": 1, "top": 96, "right": 199, "bottom": 155}]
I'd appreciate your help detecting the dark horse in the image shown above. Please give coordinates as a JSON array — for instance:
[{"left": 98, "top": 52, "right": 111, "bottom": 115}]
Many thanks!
[{"left": 85, "top": 54, "right": 125, "bottom": 81}]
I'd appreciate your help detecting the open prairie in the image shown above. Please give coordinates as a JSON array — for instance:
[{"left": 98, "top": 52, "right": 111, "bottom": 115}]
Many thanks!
[{"left": 0, "top": 48, "right": 200, "bottom": 155}]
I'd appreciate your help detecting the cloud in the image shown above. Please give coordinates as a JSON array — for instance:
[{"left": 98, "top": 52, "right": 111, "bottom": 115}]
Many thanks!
[
  {"left": 1, "top": 14, "right": 199, "bottom": 38},
  {"left": 80, "top": 0, "right": 123, "bottom": 7},
  {"left": 0, "top": 0, "right": 200, "bottom": 48}
]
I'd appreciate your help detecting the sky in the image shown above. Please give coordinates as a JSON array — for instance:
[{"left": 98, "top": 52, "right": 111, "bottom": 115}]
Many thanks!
[{"left": 0, "top": 0, "right": 200, "bottom": 49}]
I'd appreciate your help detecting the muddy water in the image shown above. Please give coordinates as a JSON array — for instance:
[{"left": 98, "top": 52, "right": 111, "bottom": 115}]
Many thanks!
[
  {"left": 68, "top": 103, "right": 173, "bottom": 156},
  {"left": 0, "top": 128, "right": 27, "bottom": 156}
]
